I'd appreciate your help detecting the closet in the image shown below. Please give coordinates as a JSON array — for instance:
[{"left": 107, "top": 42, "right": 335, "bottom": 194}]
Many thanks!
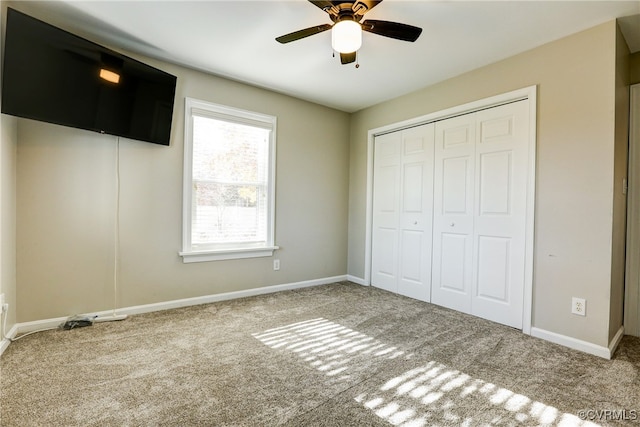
[{"left": 371, "top": 99, "right": 531, "bottom": 329}]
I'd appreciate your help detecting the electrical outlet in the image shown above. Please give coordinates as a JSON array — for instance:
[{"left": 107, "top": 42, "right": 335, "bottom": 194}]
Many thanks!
[
  {"left": 571, "top": 297, "right": 586, "bottom": 316},
  {"left": 273, "top": 259, "right": 280, "bottom": 271}
]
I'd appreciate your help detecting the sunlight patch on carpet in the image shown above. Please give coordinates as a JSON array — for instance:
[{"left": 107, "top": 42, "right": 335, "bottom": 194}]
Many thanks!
[
  {"left": 252, "top": 318, "right": 404, "bottom": 379},
  {"left": 354, "top": 361, "right": 603, "bottom": 427},
  {"left": 254, "top": 318, "right": 604, "bottom": 426}
]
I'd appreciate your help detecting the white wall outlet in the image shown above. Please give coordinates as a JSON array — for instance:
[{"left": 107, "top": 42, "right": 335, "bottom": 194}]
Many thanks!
[
  {"left": 273, "top": 259, "right": 280, "bottom": 271},
  {"left": 571, "top": 297, "right": 586, "bottom": 316}
]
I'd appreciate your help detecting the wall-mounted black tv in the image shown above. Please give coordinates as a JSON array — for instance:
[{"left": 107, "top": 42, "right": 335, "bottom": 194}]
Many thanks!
[{"left": 1, "top": 8, "right": 177, "bottom": 146}]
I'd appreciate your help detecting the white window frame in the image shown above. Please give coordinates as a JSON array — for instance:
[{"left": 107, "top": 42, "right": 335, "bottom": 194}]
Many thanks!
[{"left": 180, "top": 97, "right": 278, "bottom": 263}]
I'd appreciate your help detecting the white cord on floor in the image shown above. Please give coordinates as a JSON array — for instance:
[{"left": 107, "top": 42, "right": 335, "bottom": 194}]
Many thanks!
[
  {"left": 9, "top": 328, "right": 58, "bottom": 342},
  {"left": 1, "top": 305, "right": 57, "bottom": 342},
  {"left": 1, "top": 306, "right": 8, "bottom": 340}
]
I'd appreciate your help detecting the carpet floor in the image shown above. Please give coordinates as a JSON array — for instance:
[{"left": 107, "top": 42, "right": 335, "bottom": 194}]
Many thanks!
[{"left": 1, "top": 282, "right": 639, "bottom": 426}]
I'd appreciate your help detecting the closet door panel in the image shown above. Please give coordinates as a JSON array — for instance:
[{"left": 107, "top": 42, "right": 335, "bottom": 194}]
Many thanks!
[
  {"left": 400, "top": 229, "right": 424, "bottom": 283},
  {"left": 371, "top": 132, "right": 402, "bottom": 293},
  {"left": 431, "top": 114, "right": 475, "bottom": 313},
  {"left": 371, "top": 124, "right": 434, "bottom": 302},
  {"left": 397, "top": 124, "right": 434, "bottom": 301},
  {"left": 478, "top": 150, "right": 512, "bottom": 216},
  {"left": 471, "top": 101, "right": 529, "bottom": 328},
  {"left": 439, "top": 232, "right": 469, "bottom": 293},
  {"left": 476, "top": 235, "right": 511, "bottom": 302}
]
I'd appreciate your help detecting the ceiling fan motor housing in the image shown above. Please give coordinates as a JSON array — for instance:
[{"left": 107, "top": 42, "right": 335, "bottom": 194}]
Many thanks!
[{"left": 327, "top": 1, "right": 371, "bottom": 23}]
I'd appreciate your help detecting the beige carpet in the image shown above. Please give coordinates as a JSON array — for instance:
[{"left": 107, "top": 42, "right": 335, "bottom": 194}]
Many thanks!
[{"left": 1, "top": 282, "right": 639, "bottom": 426}]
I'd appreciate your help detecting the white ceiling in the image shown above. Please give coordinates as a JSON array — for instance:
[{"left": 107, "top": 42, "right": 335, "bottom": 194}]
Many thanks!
[{"left": 12, "top": 0, "right": 640, "bottom": 113}]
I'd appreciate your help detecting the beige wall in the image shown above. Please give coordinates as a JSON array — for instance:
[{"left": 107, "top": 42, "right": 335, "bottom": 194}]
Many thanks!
[
  {"left": 12, "top": 10, "right": 350, "bottom": 321},
  {"left": 348, "top": 21, "right": 619, "bottom": 347}
]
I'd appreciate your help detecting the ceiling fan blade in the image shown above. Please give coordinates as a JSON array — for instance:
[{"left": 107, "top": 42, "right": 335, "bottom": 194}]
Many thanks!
[
  {"left": 340, "top": 51, "right": 356, "bottom": 64},
  {"left": 276, "top": 24, "right": 332, "bottom": 44},
  {"left": 362, "top": 19, "right": 422, "bottom": 42}
]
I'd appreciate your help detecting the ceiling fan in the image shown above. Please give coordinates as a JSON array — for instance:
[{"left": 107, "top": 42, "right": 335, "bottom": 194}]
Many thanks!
[{"left": 275, "top": 0, "right": 422, "bottom": 66}]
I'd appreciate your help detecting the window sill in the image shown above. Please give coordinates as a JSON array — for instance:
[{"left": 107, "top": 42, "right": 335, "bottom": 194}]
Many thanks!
[{"left": 179, "top": 246, "right": 279, "bottom": 263}]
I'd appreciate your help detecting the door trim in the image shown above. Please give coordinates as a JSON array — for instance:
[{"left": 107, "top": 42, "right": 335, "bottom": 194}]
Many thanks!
[
  {"left": 364, "top": 85, "right": 537, "bottom": 334},
  {"left": 624, "top": 83, "right": 640, "bottom": 337}
]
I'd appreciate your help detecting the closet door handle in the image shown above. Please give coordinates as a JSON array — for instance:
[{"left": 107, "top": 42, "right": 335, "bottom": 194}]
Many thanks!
[{"left": 450, "top": 222, "right": 455, "bottom": 227}]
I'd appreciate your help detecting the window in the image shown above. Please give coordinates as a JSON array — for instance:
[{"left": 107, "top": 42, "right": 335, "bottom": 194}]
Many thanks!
[{"left": 181, "top": 98, "right": 277, "bottom": 262}]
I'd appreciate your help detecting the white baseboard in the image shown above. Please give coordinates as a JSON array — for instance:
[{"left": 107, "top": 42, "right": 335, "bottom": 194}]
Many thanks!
[
  {"left": 115, "top": 275, "right": 347, "bottom": 317},
  {"left": 346, "top": 275, "right": 368, "bottom": 286},
  {"left": 0, "top": 324, "right": 18, "bottom": 357},
  {"left": 3, "top": 275, "right": 348, "bottom": 348},
  {"left": 530, "top": 326, "right": 623, "bottom": 360},
  {"left": 11, "top": 316, "right": 68, "bottom": 335}
]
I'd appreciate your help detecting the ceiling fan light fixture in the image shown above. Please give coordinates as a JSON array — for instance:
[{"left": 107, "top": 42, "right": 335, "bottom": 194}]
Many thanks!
[{"left": 331, "top": 20, "right": 362, "bottom": 54}]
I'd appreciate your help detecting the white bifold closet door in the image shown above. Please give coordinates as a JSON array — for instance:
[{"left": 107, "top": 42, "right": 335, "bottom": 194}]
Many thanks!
[
  {"left": 431, "top": 100, "right": 529, "bottom": 329},
  {"left": 371, "top": 123, "right": 435, "bottom": 302}
]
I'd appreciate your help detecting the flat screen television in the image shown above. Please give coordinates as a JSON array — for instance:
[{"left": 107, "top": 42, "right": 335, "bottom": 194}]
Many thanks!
[{"left": 1, "top": 8, "right": 177, "bottom": 146}]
